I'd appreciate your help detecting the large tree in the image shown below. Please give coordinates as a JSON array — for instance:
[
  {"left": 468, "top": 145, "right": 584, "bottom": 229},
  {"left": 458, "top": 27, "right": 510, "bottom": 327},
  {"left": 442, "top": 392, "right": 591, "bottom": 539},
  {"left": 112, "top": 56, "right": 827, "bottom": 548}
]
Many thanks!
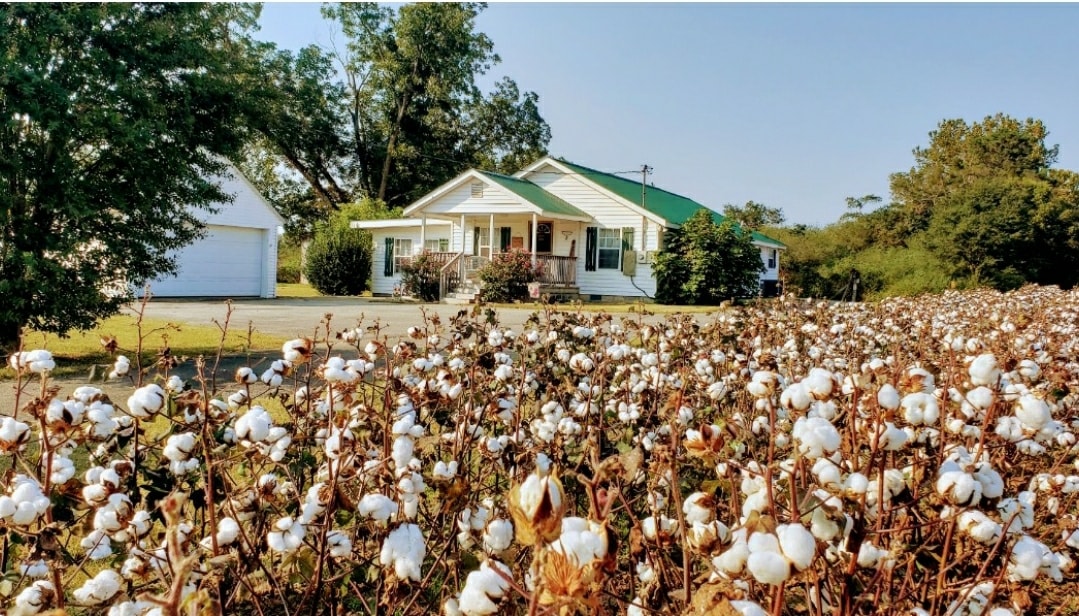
[
  {"left": 248, "top": 2, "right": 552, "bottom": 228},
  {"left": 0, "top": 3, "right": 260, "bottom": 346},
  {"left": 654, "top": 210, "right": 764, "bottom": 304},
  {"left": 721, "top": 200, "right": 785, "bottom": 230}
]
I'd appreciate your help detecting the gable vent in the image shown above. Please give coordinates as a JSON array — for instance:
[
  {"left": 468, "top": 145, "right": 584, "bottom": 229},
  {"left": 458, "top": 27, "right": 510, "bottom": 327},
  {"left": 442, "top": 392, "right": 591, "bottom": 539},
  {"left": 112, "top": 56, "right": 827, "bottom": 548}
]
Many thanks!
[{"left": 471, "top": 182, "right": 484, "bottom": 198}]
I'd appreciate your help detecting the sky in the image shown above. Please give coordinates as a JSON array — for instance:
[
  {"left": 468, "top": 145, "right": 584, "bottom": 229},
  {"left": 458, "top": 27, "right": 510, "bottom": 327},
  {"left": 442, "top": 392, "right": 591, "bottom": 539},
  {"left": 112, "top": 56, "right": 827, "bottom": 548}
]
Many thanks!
[{"left": 256, "top": 2, "right": 1079, "bottom": 226}]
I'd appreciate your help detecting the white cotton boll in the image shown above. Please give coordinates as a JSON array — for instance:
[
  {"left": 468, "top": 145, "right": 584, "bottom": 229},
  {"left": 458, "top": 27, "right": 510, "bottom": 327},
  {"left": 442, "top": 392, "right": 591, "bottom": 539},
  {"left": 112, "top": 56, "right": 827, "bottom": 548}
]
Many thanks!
[
  {"left": 456, "top": 560, "right": 512, "bottom": 615},
  {"left": 1008, "top": 535, "right": 1045, "bottom": 581},
  {"left": 682, "top": 492, "right": 714, "bottom": 525},
  {"left": 901, "top": 392, "right": 940, "bottom": 426},
  {"left": 163, "top": 432, "right": 197, "bottom": 462},
  {"left": 804, "top": 368, "right": 835, "bottom": 399},
  {"left": 812, "top": 458, "right": 842, "bottom": 488},
  {"left": 958, "top": 511, "right": 1002, "bottom": 545},
  {"left": 568, "top": 353, "right": 594, "bottom": 374},
  {"left": 326, "top": 530, "right": 352, "bottom": 559},
  {"left": 877, "top": 422, "right": 908, "bottom": 451},
  {"left": 844, "top": 473, "right": 869, "bottom": 496},
  {"left": 216, "top": 517, "right": 240, "bottom": 546},
  {"left": 20, "top": 559, "right": 49, "bottom": 579},
  {"left": 746, "top": 550, "right": 790, "bottom": 585},
  {"left": 777, "top": 524, "right": 816, "bottom": 571},
  {"left": 13, "top": 580, "right": 56, "bottom": 615},
  {"left": 792, "top": 417, "right": 841, "bottom": 460},
  {"left": 358, "top": 494, "right": 399, "bottom": 523},
  {"left": 165, "top": 375, "right": 184, "bottom": 393},
  {"left": 73, "top": 568, "right": 122, "bottom": 605},
  {"left": 433, "top": 460, "right": 459, "bottom": 480},
  {"left": 857, "top": 543, "right": 888, "bottom": 569},
  {"left": 49, "top": 456, "right": 76, "bottom": 486},
  {"left": 1015, "top": 394, "right": 1051, "bottom": 430},
  {"left": 713, "top": 540, "right": 750, "bottom": 576},
  {"left": 995, "top": 416, "right": 1026, "bottom": 442},
  {"left": 780, "top": 383, "right": 812, "bottom": 411},
  {"left": 729, "top": 601, "right": 769, "bottom": 616},
  {"left": 127, "top": 384, "right": 166, "bottom": 418},
  {"left": 877, "top": 384, "right": 900, "bottom": 411},
  {"left": 482, "top": 519, "right": 513, "bottom": 554},
  {"left": 235, "top": 407, "right": 272, "bottom": 443},
  {"left": 493, "top": 364, "right": 513, "bottom": 381},
  {"left": 937, "top": 470, "right": 981, "bottom": 506},
  {"left": 969, "top": 354, "right": 1001, "bottom": 386},
  {"left": 380, "top": 523, "right": 425, "bottom": 582},
  {"left": 973, "top": 464, "right": 1004, "bottom": 499}
]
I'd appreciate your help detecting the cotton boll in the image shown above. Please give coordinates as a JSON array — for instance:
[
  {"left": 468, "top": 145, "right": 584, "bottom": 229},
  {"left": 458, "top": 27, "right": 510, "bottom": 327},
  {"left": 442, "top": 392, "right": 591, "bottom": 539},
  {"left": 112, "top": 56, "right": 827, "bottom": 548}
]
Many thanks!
[
  {"left": 12, "top": 580, "right": 56, "bottom": 615},
  {"left": 811, "top": 458, "right": 842, "bottom": 488},
  {"left": 969, "top": 354, "right": 1001, "bottom": 386},
  {"left": 857, "top": 543, "right": 890, "bottom": 569},
  {"left": 776, "top": 523, "right": 816, "bottom": 571},
  {"left": 682, "top": 492, "right": 715, "bottom": 525},
  {"left": 876, "top": 384, "right": 900, "bottom": 410},
  {"left": 127, "top": 384, "right": 166, "bottom": 418},
  {"left": 72, "top": 568, "right": 122, "bottom": 604},
  {"left": 729, "top": 600, "right": 769, "bottom": 616},
  {"left": 483, "top": 519, "right": 513, "bottom": 554},
  {"left": 455, "top": 560, "right": 512, "bottom": 615},
  {"left": 746, "top": 550, "right": 790, "bottom": 585},
  {"left": 326, "top": 530, "right": 352, "bottom": 559},
  {"left": 792, "top": 417, "right": 841, "bottom": 459},
  {"left": 380, "top": 523, "right": 426, "bottom": 582},
  {"left": 877, "top": 422, "right": 908, "bottom": 451},
  {"left": 780, "top": 382, "right": 812, "bottom": 412},
  {"left": 1015, "top": 394, "right": 1051, "bottom": 431},
  {"left": 1008, "top": 535, "right": 1046, "bottom": 581}
]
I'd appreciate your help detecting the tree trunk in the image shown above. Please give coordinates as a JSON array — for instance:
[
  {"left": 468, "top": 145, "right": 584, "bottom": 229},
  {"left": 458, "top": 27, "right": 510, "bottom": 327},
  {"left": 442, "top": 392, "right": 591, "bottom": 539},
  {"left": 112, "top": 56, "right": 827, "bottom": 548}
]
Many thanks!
[
  {"left": 299, "top": 239, "right": 311, "bottom": 285},
  {"left": 0, "top": 317, "right": 22, "bottom": 354}
]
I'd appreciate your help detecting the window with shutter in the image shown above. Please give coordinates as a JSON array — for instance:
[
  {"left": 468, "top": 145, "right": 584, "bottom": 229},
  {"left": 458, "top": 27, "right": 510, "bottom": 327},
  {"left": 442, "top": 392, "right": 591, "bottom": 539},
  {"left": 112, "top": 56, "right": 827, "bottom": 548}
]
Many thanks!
[
  {"left": 383, "top": 237, "right": 394, "bottom": 276},
  {"left": 585, "top": 227, "right": 598, "bottom": 271}
]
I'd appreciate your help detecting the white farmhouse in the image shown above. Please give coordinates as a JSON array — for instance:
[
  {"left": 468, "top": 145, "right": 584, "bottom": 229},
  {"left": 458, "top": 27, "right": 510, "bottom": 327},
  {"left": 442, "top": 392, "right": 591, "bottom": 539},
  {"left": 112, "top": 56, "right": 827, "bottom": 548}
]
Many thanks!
[
  {"left": 142, "top": 165, "right": 283, "bottom": 298},
  {"left": 354, "top": 156, "right": 784, "bottom": 301}
]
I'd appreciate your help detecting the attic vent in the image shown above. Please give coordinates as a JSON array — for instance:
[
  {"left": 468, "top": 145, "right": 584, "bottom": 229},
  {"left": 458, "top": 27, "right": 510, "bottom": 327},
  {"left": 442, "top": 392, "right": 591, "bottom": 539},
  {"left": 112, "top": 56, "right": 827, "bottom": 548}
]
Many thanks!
[{"left": 471, "top": 182, "right": 484, "bottom": 198}]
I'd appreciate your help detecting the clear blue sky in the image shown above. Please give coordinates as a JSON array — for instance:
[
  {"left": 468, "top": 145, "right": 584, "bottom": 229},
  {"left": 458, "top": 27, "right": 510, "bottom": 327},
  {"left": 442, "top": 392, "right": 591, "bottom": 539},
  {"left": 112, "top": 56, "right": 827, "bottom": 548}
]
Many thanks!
[{"left": 257, "top": 2, "right": 1079, "bottom": 226}]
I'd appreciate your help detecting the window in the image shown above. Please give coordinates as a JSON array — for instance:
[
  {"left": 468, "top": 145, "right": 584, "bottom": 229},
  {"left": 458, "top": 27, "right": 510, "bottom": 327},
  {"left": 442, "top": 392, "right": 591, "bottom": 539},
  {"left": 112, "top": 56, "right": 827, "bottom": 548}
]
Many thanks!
[
  {"left": 597, "top": 228, "right": 621, "bottom": 269},
  {"left": 425, "top": 238, "right": 449, "bottom": 252},
  {"left": 392, "top": 238, "right": 413, "bottom": 274},
  {"left": 767, "top": 249, "right": 777, "bottom": 269}
]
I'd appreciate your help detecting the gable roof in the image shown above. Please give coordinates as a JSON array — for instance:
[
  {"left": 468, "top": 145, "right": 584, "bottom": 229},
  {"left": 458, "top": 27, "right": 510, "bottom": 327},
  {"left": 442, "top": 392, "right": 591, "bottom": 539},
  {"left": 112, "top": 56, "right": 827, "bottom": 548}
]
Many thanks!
[
  {"left": 478, "top": 171, "right": 590, "bottom": 219},
  {"left": 550, "top": 159, "right": 785, "bottom": 248}
]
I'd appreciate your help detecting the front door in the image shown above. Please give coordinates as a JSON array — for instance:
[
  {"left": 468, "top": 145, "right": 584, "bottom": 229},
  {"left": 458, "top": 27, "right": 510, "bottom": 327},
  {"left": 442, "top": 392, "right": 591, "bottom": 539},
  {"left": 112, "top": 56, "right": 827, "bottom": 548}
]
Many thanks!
[{"left": 530, "top": 221, "right": 553, "bottom": 253}]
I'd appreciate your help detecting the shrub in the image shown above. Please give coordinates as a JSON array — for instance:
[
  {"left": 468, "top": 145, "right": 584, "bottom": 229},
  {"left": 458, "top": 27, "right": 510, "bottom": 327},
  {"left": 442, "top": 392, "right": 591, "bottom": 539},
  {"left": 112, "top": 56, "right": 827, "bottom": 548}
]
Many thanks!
[
  {"left": 399, "top": 251, "right": 441, "bottom": 302},
  {"left": 654, "top": 209, "right": 764, "bottom": 304},
  {"left": 304, "top": 224, "right": 372, "bottom": 296},
  {"left": 478, "top": 250, "right": 540, "bottom": 302},
  {"left": 276, "top": 238, "right": 303, "bottom": 284}
]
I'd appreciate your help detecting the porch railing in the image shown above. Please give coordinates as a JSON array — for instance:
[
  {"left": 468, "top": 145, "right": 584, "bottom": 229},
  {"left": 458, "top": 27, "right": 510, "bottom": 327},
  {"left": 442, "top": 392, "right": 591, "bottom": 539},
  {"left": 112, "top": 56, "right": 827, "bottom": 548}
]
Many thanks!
[
  {"left": 532, "top": 255, "right": 577, "bottom": 286},
  {"left": 438, "top": 252, "right": 464, "bottom": 301}
]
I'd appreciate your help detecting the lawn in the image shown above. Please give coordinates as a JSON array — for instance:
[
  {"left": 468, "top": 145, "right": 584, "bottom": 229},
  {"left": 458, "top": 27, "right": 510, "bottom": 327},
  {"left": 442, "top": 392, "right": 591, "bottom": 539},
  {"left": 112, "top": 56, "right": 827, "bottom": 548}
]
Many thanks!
[
  {"left": 276, "top": 282, "right": 373, "bottom": 298},
  {"left": 8, "top": 313, "right": 286, "bottom": 379}
]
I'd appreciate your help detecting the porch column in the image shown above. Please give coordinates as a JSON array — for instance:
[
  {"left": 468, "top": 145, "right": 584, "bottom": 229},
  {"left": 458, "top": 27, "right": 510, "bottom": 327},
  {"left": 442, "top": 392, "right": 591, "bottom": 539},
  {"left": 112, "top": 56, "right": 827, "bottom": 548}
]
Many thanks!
[
  {"left": 420, "top": 215, "right": 427, "bottom": 251},
  {"left": 530, "top": 212, "right": 538, "bottom": 269},
  {"left": 489, "top": 213, "right": 495, "bottom": 258},
  {"left": 460, "top": 214, "right": 466, "bottom": 253}
]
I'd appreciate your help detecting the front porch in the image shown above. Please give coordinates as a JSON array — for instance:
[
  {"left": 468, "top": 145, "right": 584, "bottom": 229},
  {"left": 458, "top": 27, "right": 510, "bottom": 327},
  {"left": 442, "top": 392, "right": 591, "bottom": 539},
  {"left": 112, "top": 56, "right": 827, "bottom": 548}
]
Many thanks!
[{"left": 403, "top": 210, "right": 584, "bottom": 302}]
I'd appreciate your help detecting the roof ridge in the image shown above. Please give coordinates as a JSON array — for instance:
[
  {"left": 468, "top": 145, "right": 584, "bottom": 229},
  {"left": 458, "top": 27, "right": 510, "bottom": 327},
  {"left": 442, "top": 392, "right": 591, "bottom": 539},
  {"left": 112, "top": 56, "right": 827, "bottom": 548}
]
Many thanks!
[{"left": 555, "top": 158, "right": 704, "bottom": 203}]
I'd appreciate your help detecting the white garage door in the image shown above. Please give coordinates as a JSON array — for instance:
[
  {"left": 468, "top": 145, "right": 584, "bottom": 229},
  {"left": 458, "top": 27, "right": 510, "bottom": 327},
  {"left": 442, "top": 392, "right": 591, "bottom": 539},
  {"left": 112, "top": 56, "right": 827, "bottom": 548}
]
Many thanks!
[{"left": 147, "top": 225, "right": 265, "bottom": 297}]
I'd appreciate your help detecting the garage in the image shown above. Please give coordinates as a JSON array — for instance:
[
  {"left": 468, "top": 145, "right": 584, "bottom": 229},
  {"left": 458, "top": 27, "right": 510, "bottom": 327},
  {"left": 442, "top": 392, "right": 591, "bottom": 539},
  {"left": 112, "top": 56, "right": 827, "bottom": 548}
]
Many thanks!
[
  {"left": 140, "top": 165, "right": 283, "bottom": 298},
  {"left": 146, "top": 225, "right": 267, "bottom": 297}
]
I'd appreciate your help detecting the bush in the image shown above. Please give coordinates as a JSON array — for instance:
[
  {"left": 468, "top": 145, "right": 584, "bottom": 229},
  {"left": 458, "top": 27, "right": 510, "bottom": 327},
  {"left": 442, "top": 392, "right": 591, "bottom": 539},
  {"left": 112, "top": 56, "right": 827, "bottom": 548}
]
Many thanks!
[
  {"left": 478, "top": 250, "right": 540, "bottom": 302},
  {"left": 399, "top": 251, "right": 442, "bottom": 302},
  {"left": 304, "top": 224, "right": 372, "bottom": 296},
  {"left": 654, "top": 209, "right": 764, "bottom": 304},
  {"left": 276, "top": 239, "right": 303, "bottom": 283}
]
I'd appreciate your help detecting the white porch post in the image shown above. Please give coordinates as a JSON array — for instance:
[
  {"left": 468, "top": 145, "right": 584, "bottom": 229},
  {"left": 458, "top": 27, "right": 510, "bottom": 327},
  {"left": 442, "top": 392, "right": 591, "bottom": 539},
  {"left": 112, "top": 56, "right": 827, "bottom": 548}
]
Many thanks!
[
  {"left": 420, "top": 215, "right": 427, "bottom": 251},
  {"left": 489, "top": 213, "right": 495, "bottom": 258},
  {"left": 530, "top": 212, "right": 538, "bottom": 269},
  {"left": 460, "top": 214, "right": 466, "bottom": 253}
]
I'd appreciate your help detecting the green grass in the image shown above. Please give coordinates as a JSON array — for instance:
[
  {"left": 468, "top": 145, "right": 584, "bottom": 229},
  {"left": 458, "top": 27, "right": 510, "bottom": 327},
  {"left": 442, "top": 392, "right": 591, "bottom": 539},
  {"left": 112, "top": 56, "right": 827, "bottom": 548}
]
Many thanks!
[{"left": 6, "top": 315, "right": 286, "bottom": 379}]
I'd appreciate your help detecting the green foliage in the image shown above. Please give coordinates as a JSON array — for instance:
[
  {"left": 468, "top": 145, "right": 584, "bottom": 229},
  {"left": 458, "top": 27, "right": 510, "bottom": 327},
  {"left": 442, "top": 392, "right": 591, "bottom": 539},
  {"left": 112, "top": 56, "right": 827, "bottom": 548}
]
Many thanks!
[
  {"left": 399, "top": 252, "right": 442, "bottom": 302},
  {"left": 304, "top": 218, "right": 372, "bottom": 297},
  {"left": 479, "top": 250, "right": 539, "bottom": 303},
  {"left": 721, "top": 201, "right": 785, "bottom": 230},
  {"left": 777, "top": 113, "right": 1079, "bottom": 299},
  {"left": 248, "top": 3, "right": 552, "bottom": 214},
  {"left": 654, "top": 210, "right": 764, "bottom": 304},
  {"left": 0, "top": 3, "right": 261, "bottom": 347},
  {"left": 277, "top": 239, "right": 303, "bottom": 284}
]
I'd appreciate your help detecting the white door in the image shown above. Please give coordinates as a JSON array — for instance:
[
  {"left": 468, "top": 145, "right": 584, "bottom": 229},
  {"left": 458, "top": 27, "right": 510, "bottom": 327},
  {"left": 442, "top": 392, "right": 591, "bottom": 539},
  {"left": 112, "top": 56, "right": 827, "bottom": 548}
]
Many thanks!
[{"left": 146, "top": 225, "right": 265, "bottom": 297}]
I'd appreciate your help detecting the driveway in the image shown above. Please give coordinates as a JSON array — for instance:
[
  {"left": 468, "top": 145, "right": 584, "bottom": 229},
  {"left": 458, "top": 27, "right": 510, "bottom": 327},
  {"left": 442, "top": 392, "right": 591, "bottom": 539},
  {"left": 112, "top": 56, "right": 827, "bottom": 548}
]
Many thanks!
[{"left": 134, "top": 298, "right": 558, "bottom": 340}]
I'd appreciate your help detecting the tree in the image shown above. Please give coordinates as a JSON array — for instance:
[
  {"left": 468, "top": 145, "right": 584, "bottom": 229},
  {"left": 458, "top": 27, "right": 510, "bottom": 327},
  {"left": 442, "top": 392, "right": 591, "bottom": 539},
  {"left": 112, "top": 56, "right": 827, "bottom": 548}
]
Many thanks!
[
  {"left": 654, "top": 210, "right": 764, "bottom": 304},
  {"left": 0, "top": 3, "right": 260, "bottom": 347},
  {"left": 721, "top": 201, "right": 785, "bottom": 230},
  {"left": 250, "top": 2, "right": 552, "bottom": 217}
]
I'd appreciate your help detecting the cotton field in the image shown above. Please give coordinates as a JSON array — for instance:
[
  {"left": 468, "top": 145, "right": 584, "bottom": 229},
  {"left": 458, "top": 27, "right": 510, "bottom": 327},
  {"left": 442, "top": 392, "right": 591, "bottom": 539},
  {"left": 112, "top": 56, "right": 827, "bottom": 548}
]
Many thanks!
[{"left": 4, "top": 285, "right": 1079, "bottom": 615}]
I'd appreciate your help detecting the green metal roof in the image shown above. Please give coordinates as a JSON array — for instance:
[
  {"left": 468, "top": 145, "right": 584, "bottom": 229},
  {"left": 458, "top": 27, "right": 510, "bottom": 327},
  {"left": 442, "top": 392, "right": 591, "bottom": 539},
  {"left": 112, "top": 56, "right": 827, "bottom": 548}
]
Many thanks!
[
  {"left": 553, "top": 159, "right": 785, "bottom": 248},
  {"left": 479, "top": 171, "right": 590, "bottom": 219}
]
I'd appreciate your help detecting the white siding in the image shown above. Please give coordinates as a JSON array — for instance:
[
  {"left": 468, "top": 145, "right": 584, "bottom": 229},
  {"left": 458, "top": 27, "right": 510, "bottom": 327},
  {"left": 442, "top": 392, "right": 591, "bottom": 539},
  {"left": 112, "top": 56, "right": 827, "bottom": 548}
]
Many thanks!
[
  {"left": 529, "top": 165, "right": 657, "bottom": 298},
  {"left": 424, "top": 180, "right": 539, "bottom": 216},
  {"left": 204, "top": 168, "right": 284, "bottom": 229},
  {"left": 369, "top": 227, "right": 453, "bottom": 296},
  {"left": 147, "top": 225, "right": 275, "bottom": 297},
  {"left": 757, "top": 245, "right": 780, "bottom": 282}
]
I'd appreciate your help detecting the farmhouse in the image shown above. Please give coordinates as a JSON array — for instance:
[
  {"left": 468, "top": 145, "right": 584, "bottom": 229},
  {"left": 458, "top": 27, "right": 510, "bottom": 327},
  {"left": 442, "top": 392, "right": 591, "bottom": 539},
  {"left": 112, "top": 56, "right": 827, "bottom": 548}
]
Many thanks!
[
  {"left": 354, "top": 156, "right": 785, "bottom": 301},
  {"left": 142, "top": 166, "right": 283, "bottom": 299}
]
